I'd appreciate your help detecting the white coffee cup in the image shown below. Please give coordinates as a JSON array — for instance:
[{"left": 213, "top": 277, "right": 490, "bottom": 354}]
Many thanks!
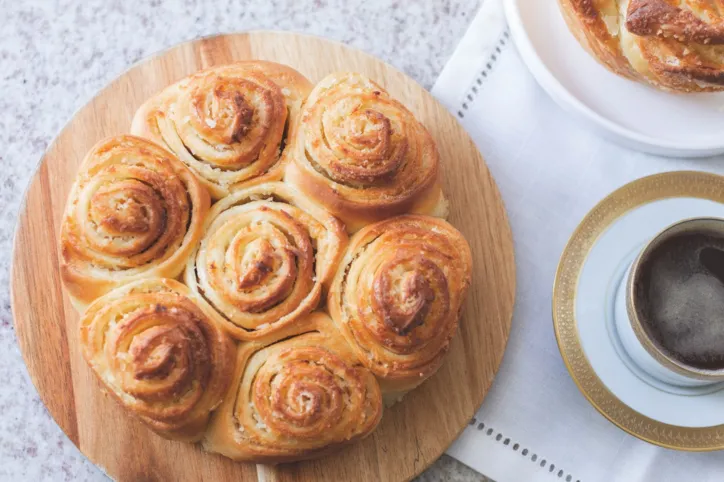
[{"left": 614, "top": 217, "right": 724, "bottom": 387}]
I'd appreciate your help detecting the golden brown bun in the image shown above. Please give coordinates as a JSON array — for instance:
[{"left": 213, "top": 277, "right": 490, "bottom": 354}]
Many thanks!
[
  {"left": 203, "top": 312, "right": 383, "bottom": 463},
  {"left": 285, "top": 72, "right": 448, "bottom": 233},
  {"left": 79, "top": 278, "right": 235, "bottom": 442},
  {"left": 327, "top": 215, "right": 472, "bottom": 396},
  {"left": 184, "top": 182, "right": 347, "bottom": 341},
  {"left": 131, "top": 61, "right": 313, "bottom": 198},
  {"left": 60, "top": 135, "right": 210, "bottom": 311},
  {"left": 559, "top": 0, "right": 724, "bottom": 92}
]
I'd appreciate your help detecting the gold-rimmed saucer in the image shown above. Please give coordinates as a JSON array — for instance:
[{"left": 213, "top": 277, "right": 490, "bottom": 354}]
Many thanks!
[{"left": 553, "top": 171, "right": 724, "bottom": 451}]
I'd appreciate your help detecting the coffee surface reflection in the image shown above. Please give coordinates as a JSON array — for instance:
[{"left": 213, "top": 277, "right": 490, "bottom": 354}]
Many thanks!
[{"left": 635, "top": 233, "right": 724, "bottom": 371}]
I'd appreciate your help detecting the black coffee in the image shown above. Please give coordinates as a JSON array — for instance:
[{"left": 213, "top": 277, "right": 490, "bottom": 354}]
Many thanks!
[{"left": 634, "top": 232, "right": 724, "bottom": 370}]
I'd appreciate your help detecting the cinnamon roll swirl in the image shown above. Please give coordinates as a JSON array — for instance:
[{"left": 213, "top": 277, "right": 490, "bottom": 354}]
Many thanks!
[
  {"left": 184, "top": 182, "right": 347, "bottom": 340},
  {"left": 79, "top": 278, "right": 235, "bottom": 442},
  {"left": 285, "top": 72, "right": 448, "bottom": 232},
  {"left": 560, "top": 0, "right": 724, "bottom": 92},
  {"left": 328, "top": 215, "right": 472, "bottom": 398},
  {"left": 131, "top": 61, "right": 313, "bottom": 198},
  {"left": 203, "top": 312, "right": 383, "bottom": 463},
  {"left": 60, "top": 136, "right": 210, "bottom": 311}
]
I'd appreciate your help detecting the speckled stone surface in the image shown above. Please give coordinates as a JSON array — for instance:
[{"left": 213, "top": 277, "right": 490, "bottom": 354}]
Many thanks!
[{"left": 0, "top": 1, "right": 487, "bottom": 480}]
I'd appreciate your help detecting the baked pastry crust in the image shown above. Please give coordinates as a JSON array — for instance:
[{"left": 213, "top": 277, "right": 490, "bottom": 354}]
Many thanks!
[
  {"left": 132, "top": 61, "right": 313, "bottom": 198},
  {"left": 60, "top": 135, "right": 210, "bottom": 311},
  {"left": 184, "top": 182, "right": 347, "bottom": 341},
  {"left": 560, "top": 0, "right": 724, "bottom": 92},
  {"left": 61, "top": 62, "right": 472, "bottom": 465},
  {"left": 285, "top": 72, "right": 448, "bottom": 232},
  {"left": 79, "top": 278, "right": 235, "bottom": 442},
  {"left": 327, "top": 215, "right": 472, "bottom": 398},
  {"left": 203, "top": 312, "right": 383, "bottom": 463}
]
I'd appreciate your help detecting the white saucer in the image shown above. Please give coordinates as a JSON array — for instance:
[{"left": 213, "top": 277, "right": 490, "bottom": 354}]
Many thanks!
[
  {"left": 504, "top": 0, "right": 724, "bottom": 158},
  {"left": 553, "top": 171, "right": 724, "bottom": 450}
]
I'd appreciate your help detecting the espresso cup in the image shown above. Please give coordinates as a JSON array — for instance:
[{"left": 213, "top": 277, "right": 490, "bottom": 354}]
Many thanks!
[{"left": 614, "top": 217, "right": 724, "bottom": 387}]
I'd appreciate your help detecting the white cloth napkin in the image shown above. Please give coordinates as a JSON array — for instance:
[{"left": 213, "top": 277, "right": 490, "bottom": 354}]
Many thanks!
[{"left": 433, "top": 1, "right": 724, "bottom": 481}]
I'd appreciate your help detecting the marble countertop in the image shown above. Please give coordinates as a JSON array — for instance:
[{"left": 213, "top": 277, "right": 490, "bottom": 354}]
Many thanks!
[{"left": 0, "top": 1, "right": 485, "bottom": 480}]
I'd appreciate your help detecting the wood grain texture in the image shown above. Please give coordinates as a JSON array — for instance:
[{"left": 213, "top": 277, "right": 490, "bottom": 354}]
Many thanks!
[{"left": 11, "top": 32, "right": 515, "bottom": 482}]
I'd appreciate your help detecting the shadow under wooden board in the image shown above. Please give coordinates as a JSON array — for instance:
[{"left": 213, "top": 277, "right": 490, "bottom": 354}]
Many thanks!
[{"left": 11, "top": 32, "right": 515, "bottom": 482}]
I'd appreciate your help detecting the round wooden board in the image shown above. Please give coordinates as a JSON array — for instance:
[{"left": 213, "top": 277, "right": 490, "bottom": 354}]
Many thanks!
[{"left": 11, "top": 32, "right": 515, "bottom": 482}]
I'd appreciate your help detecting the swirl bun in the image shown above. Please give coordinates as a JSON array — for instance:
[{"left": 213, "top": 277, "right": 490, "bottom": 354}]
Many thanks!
[
  {"left": 132, "top": 61, "right": 313, "bottom": 198},
  {"left": 60, "top": 135, "right": 210, "bottom": 310},
  {"left": 79, "top": 278, "right": 235, "bottom": 442},
  {"left": 204, "top": 312, "right": 383, "bottom": 463},
  {"left": 185, "top": 182, "right": 347, "bottom": 340},
  {"left": 328, "top": 215, "right": 472, "bottom": 398},
  {"left": 285, "top": 72, "right": 448, "bottom": 232},
  {"left": 560, "top": 0, "right": 724, "bottom": 92}
]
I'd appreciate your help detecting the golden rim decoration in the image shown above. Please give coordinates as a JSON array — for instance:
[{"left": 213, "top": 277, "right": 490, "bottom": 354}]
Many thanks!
[{"left": 553, "top": 170, "right": 724, "bottom": 451}]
